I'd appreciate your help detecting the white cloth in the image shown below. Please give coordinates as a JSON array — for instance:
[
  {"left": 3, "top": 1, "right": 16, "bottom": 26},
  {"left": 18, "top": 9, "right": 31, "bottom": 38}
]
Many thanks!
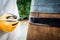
[{"left": 0, "top": 0, "right": 28, "bottom": 40}]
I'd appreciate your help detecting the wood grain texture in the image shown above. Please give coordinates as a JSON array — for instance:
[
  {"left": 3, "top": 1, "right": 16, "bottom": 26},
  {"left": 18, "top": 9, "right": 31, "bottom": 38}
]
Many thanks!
[
  {"left": 27, "top": 24, "right": 60, "bottom": 40},
  {"left": 30, "top": 12, "right": 60, "bottom": 18},
  {"left": 27, "top": 13, "right": 60, "bottom": 40}
]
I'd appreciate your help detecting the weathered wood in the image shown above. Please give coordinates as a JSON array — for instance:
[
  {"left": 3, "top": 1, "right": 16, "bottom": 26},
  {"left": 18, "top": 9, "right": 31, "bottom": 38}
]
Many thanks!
[
  {"left": 27, "top": 12, "right": 60, "bottom": 40},
  {"left": 27, "top": 0, "right": 60, "bottom": 40},
  {"left": 30, "top": 0, "right": 60, "bottom": 13},
  {"left": 30, "top": 12, "right": 60, "bottom": 18},
  {"left": 27, "top": 24, "right": 60, "bottom": 40},
  {"left": 30, "top": 0, "right": 60, "bottom": 18}
]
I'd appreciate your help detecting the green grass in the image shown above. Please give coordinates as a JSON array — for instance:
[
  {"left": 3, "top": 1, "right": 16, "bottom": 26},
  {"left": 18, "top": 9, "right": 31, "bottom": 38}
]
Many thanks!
[{"left": 17, "top": 0, "right": 31, "bottom": 19}]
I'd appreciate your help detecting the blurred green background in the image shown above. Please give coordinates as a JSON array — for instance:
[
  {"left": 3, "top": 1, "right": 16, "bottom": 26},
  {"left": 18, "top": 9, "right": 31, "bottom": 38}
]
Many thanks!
[{"left": 17, "top": 0, "right": 31, "bottom": 20}]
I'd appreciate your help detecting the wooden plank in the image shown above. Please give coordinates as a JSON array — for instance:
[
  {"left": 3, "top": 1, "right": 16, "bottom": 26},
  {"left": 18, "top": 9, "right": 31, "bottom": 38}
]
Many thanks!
[
  {"left": 30, "top": 12, "right": 60, "bottom": 18},
  {"left": 27, "top": 24, "right": 60, "bottom": 40}
]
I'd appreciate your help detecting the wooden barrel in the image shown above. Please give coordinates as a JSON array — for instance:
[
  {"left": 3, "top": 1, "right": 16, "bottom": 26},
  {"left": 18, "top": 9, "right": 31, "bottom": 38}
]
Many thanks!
[{"left": 27, "top": 0, "right": 60, "bottom": 40}]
